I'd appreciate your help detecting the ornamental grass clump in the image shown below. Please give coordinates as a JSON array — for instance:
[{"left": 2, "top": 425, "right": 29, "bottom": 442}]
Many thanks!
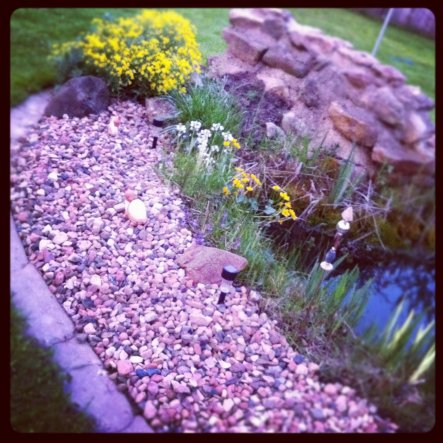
[{"left": 50, "top": 10, "right": 202, "bottom": 97}]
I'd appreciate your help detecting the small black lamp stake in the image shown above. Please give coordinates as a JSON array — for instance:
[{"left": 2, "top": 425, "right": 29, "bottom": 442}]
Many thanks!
[
  {"left": 217, "top": 265, "right": 239, "bottom": 305},
  {"left": 320, "top": 207, "right": 353, "bottom": 272},
  {"left": 150, "top": 116, "right": 164, "bottom": 149}
]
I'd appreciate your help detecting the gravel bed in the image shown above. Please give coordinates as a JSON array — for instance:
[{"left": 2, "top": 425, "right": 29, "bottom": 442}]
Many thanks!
[{"left": 10, "top": 99, "right": 397, "bottom": 433}]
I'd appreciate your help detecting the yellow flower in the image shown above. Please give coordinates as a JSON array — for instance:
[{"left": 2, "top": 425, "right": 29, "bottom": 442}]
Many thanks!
[
  {"left": 232, "top": 139, "right": 241, "bottom": 149},
  {"left": 289, "top": 209, "right": 297, "bottom": 220},
  {"left": 50, "top": 10, "right": 202, "bottom": 96},
  {"left": 246, "top": 186, "right": 253, "bottom": 192},
  {"left": 223, "top": 141, "right": 231, "bottom": 147},
  {"left": 223, "top": 186, "right": 230, "bottom": 196},
  {"left": 284, "top": 202, "right": 292, "bottom": 208},
  {"left": 279, "top": 192, "right": 290, "bottom": 201},
  {"left": 233, "top": 179, "right": 244, "bottom": 189},
  {"left": 235, "top": 167, "right": 244, "bottom": 173},
  {"left": 241, "top": 177, "right": 249, "bottom": 183},
  {"left": 250, "top": 174, "right": 262, "bottom": 186},
  {"left": 272, "top": 185, "right": 281, "bottom": 191},
  {"left": 282, "top": 208, "right": 290, "bottom": 217}
]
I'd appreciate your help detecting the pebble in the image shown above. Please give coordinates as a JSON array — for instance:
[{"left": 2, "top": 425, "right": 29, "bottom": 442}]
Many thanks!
[
  {"left": 147, "top": 382, "right": 159, "bottom": 396},
  {"left": 144, "top": 401, "right": 157, "bottom": 420},
  {"left": 324, "top": 384, "right": 338, "bottom": 395},
  {"left": 144, "top": 312, "right": 158, "bottom": 323},
  {"left": 54, "top": 271, "right": 65, "bottom": 286},
  {"left": 83, "top": 323, "right": 96, "bottom": 334},
  {"left": 17, "top": 211, "right": 29, "bottom": 222},
  {"left": 189, "top": 313, "right": 212, "bottom": 327},
  {"left": 78, "top": 240, "right": 92, "bottom": 251},
  {"left": 295, "top": 364, "right": 308, "bottom": 376},
  {"left": 39, "top": 239, "right": 54, "bottom": 251},
  {"left": 48, "top": 171, "right": 58, "bottom": 181},
  {"left": 10, "top": 99, "right": 397, "bottom": 435},
  {"left": 293, "top": 354, "right": 305, "bottom": 364},
  {"left": 311, "top": 408, "right": 325, "bottom": 420},
  {"left": 223, "top": 398, "right": 235, "bottom": 413},
  {"left": 117, "top": 360, "right": 133, "bottom": 376},
  {"left": 336, "top": 395, "right": 348, "bottom": 413}
]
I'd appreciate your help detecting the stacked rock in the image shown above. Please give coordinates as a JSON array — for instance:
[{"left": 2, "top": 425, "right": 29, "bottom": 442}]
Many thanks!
[{"left": 208, "top": 8, "right": 435, "bottom": 186}]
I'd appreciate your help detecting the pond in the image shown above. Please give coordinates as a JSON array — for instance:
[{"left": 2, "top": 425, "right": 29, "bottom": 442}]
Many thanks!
[
  {"left": 329, "top": 253, "right": 435, "bottom": 346},
  {"left": 268, "top": 220, "right": 435, "bottom": 346}
]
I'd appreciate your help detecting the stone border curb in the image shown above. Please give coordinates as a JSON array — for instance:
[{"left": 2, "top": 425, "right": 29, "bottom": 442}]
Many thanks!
[{"left": 10, "top": 213, "right": 153, "bottom": 433}]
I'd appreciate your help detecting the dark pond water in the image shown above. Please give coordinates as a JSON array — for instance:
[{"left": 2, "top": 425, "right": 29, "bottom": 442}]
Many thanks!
[
  {"left": 328, "top": 254, "right": 435, "bottom": 345},
  {"left": 268, "top": 220, "right": 435, "bottom": 345}
]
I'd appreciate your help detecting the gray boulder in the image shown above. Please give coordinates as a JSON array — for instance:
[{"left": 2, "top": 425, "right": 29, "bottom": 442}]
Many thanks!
[{"left": 44, "top": 76, "right": 110, "bottom": 118}]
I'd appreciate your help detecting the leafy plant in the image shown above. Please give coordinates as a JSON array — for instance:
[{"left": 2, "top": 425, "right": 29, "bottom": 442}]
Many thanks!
[
  {"left": 169, "top": 76, "right": 242, "bottom": 133},
  {"left": 50, "top": 10, "right": 202, "bottom": 97},
  {"left": 366, "top": 300, "right": 435, "bottom": 382},
  {"left": 328, "top": 146, "right": 359, "bottom": 205}
]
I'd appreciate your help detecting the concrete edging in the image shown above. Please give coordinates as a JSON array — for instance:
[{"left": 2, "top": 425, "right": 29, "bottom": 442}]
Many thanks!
[{"left": 10, "top": 213, "right": 153, "bottom": 433}]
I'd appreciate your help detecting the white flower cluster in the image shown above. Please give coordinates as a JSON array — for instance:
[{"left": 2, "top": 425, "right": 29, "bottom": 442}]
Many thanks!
[
  {"left": 222, "top": 131, "right": 234, "bottom": 142},
  {"left": 211, "top": 123, "right": 224, "bottom": 132},
  {"left": 174, "top": 120, "right": 236, "bottom": 171},
  {"left": 176, "top": 123, "right": 186, "bottom": 133},
  {"left": 189, "top": 120, "right": 202, "bottom": 131}
]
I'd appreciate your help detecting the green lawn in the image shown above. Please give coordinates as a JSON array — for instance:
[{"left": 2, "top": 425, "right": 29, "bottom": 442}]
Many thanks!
[
  {"left": 10, "top": 8, "right": 434, "bottom": 108},
  {"left": 10, "top": 304, "right": 96, "bottom": 432}
]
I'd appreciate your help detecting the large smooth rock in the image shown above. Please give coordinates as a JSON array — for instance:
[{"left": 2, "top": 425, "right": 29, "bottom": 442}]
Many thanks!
[
  {"left": 300, "top": 79, "right": 321, "bottom": 108},
  {"left": 395, "top": 84, "right": 435, "bottom": 111},
  {"left": 176, "top": 245, "right": 248, "bottom": 284},
  {"left": 371, "top": 63, "right": 406, "bottom": 85},
  {"left": 343, "top": 68, "right": 375, "bottom": 89},
  {"left": 230, "top": 8, "right": 290, "bottom": 29},
  {"left": 212, "top": 7, "right": 435, "bottom": 181},
  {"left": 364, "top": 86, "right": 405, "bottom": 127},
  {"left": 337, "top": 47, "right": 378, "bottom": 67},
  {"left": 281, "top": 110, "right": 310, "bottom": 137},
  {"left": 400, "top": 112, "right": 431, "bottom": 144},
  {"left": 372, "top": 133, "right": 435, "bottom": 175},
  {"left": 223, "top": 28, "right": 273, "bottom": 65},
  {"left": 44, "top": 76, "right": 110, "bottom": 118},
  {"left": 328, "top": 101, "right": 378, "bottom": 147},
  {"left": 262, "top": 43, "right": 315, "bottom": 78}
]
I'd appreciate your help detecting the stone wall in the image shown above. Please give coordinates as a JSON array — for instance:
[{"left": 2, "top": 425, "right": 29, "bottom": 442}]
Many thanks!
[
  {"left": 208, "top": 8, "right": 435, "bottom": 185},
  {"left": 353, "top": 8, "right": 435, "bottom": 39}
]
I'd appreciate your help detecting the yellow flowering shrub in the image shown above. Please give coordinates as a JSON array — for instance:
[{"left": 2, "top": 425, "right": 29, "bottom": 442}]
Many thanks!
[{"left": 50, "top": 10, "right": 202, "bottom": 97}]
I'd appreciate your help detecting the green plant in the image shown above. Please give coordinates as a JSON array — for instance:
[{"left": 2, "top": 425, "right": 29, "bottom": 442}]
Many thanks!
[
  {"left": 366, "top": 300, "right": 435, "bottom": 383},
  {"left": 328, "top": 146, "right": 360, "bottom": 205},
  {"left": 50, "top": 10, "right": 202, "bottom": 97},
  {"left": 291, "top": 261, "right": 370, "bottom": 339},
  {"left": 169, "top": 76, "right": 242, "bottom": 133}
]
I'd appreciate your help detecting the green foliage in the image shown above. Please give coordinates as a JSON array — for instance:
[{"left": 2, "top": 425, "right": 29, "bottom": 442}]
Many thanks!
[
  {"left": 365, "top": 300, "right": 435, "bottom": 383},
  {"left": 170, "top": 76, "right": 242, "bottom": 133},
  {"left": 49, "top": 10, "right": 202, "bottom": 98},
  {"left": 11, "top": 8, "right": 226, "bottom": 106},
  {"left": 291, "top": 262, "right": 371, "bottom": 341},
  {"left": 11, "top": 7, "right": 434, "bottom": 118},
  {"left": 11, "top": 8, "right": 138, "bottom": 105},
  {"left": 10, "top": 305, "right": 96, "bottom": 433},
  {"left": 328, "top": 146, "right": 359, "bottom": 205}
]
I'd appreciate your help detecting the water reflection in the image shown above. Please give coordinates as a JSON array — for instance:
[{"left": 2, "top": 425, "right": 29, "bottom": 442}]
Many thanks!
[{"left": 329, "top": 256, "right": 435, "bottom": 341}]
